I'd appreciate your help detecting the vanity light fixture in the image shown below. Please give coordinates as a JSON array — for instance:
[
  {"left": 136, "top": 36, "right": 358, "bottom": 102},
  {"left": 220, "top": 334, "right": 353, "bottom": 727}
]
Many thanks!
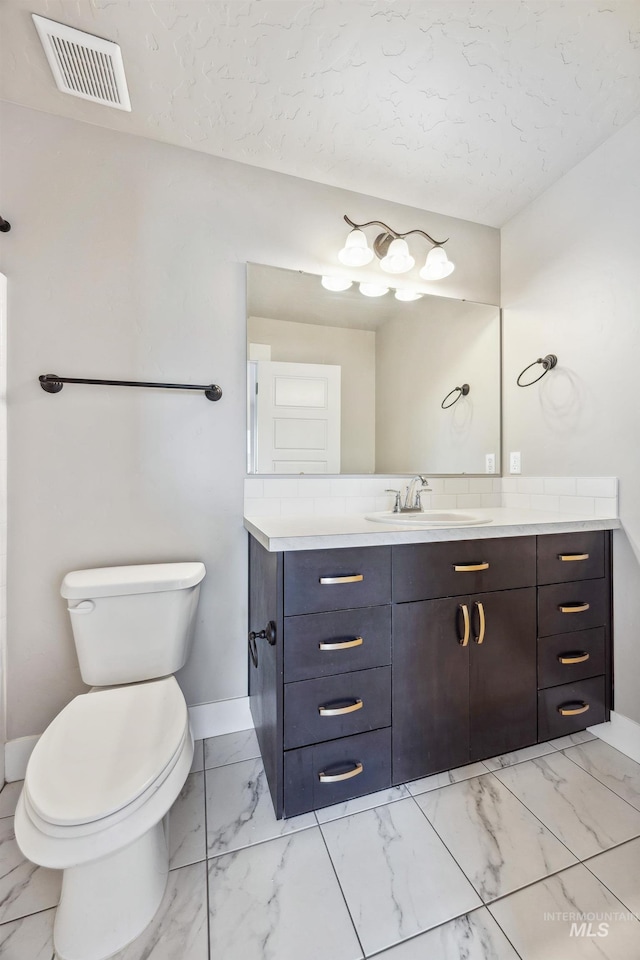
[
  {"left": 394, "top": 288, "right": 423, "bottom": 302},
  {"left": 321, "top": 276, "right": 353, "bottom": 292},
  {"left": 358, "top": 282, "right": 390, "bottom": 298},
  {"left": 339, "top": 214, "right": 455, "bottom": 280}
]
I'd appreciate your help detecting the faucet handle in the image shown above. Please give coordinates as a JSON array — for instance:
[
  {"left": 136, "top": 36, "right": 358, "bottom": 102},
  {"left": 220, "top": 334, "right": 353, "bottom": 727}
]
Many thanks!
[{"left": 385, "top": 489, "right": 402, "bottom": 513}]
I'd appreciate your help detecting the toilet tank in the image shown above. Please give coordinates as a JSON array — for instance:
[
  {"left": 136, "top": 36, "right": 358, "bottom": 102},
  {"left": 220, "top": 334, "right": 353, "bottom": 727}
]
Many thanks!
[{"left": 61, "top": 562, "right": 206, "bottom": 686}]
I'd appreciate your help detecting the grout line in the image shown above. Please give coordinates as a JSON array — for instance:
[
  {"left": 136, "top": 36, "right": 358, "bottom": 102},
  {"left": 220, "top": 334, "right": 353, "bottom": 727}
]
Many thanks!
[
  {"left": 407, "top": 790, "right": 487, "bottom": 903},
  {"left": 205, "top": 822, "right": 318, "bottom": 862},
  {"left": 202, "top": 744, "right": 212, "bottom": 960},
  {"left": 559, "top": 746, "right": 640, "bottom": 816},
  {"left": 581, "top": 838, "right": 640, "bottom": 920},
  {"left": 315, "top": 821, "right": 367, "bottom": 959}
]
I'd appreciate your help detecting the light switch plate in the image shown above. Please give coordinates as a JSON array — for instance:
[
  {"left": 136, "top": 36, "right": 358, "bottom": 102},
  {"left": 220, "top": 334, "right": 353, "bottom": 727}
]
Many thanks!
[{"left": 509, "top": 451, "right": 521, "bottom": 474}]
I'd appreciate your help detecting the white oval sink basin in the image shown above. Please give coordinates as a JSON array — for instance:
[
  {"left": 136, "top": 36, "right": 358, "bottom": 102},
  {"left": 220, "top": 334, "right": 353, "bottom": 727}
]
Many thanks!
[{"left": 365, "top": 510, "right": 492, "bottom": 527}]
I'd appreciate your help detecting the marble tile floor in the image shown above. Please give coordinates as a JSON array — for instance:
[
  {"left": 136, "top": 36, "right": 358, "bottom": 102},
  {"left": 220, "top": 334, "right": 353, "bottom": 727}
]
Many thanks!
[{"left": 2, "top": 727, "right": 640, "bottom": 959}]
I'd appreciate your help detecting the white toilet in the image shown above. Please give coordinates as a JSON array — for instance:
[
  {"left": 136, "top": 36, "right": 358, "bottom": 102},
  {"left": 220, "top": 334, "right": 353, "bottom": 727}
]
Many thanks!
[{"left": 15, "top": 561, "right": 206, "bottom": 960}]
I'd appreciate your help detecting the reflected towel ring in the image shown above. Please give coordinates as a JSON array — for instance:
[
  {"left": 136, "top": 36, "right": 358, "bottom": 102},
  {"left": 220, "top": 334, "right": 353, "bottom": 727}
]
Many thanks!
[
  {"left": 517, "top": 354, "right": 558, "bottom": 387},
  {"left": 441, "top": 383, "right": 470, "bottom": 409}
]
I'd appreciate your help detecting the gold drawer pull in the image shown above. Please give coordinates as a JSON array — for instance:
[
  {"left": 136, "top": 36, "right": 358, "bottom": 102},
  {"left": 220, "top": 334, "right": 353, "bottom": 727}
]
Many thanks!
[
  {"left": 453, "top": 562, "right": 489, "bottom": 572},
  {"left": 558, "top": 702, "right": 590, "bottom": 716},
  {"left": 558, "top": 652, "right": 590, "bottom": 664},
  {"left": 319, "top": 574, "right": 364, "bottom": 585},
  {"left": 559, "top": 553, "right": 590, "bottom": 562},
  {"left": 458, "top": 604, "right": 470, "bottom": 646},
  {"left": 319, "top": 699, "right": 363, "bottom": 717},
  {"left": 474, "top": 601, "right": 486, "bottom": 644},
  {"left": 559, "top": 603, "right": 590, "bottom": 613},
  {"left": 318, "top": 762, "right": 363, "bottom": 783},
  {"left": 319, "top": 636, "right": 364, "bottom": 651}
]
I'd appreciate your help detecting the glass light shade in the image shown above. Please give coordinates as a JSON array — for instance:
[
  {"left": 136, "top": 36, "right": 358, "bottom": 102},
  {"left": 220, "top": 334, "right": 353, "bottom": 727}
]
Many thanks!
[
  {"left": 359, "top": 282, "right": 389, "bottom": 298},
  {"left": 380, "top": 238, "right": 415, "bottom": 274},
  {"left": 338, "top": 229, "right": 374, "bottom": 267},
  {"left": 394, "top": 288, "right": 423, "bottom": 301},
  {"left": 419, "top": 245, "right": 455, "bottom": 280},
  {"left": 321, "top": 276, "right": 353, "bottom": 292}
]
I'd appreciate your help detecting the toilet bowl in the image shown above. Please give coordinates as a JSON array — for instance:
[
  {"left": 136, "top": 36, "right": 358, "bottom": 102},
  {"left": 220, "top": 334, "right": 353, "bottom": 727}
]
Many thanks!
[{"left": 15, "top": 562, "right": 205, "bottom": 960}]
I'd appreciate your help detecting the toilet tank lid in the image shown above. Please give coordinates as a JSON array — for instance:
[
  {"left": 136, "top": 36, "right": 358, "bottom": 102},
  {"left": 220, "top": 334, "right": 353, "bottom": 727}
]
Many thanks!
[{"left": 61, "top": 561, "right": 206, "bottom": 599}]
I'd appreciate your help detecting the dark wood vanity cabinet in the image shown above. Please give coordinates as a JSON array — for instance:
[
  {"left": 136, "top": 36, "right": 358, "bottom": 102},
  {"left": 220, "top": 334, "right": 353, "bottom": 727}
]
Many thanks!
[{"left": 249, "top": 529, "right": 612, "bottom": 818}]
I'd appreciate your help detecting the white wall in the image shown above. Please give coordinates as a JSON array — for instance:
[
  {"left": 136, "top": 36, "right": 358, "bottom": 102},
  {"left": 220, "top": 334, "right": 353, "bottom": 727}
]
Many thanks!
[
  {"left": 0, "top": 101, "right": 499, "bottom": 741},
  {"left": 375, "top": 299, "right": 500, "bottom": 474},
  {"left": 248, "top": 315, "right": 376, "bottom": 473},
  {"left": 502, "top": 115, "right": 640, "bottom": 725},
  {"left": 0, "top": 274, "right": 6, "bottom": 780}
]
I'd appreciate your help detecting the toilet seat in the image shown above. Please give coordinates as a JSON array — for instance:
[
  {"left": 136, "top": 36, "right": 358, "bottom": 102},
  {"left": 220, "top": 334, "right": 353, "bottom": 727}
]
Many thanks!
[
  {"left": 15, "top": 676, "right": 194, "bottom": 870},
  {"left": 26, "top": 676, "right": 188, "bottom": 828}
]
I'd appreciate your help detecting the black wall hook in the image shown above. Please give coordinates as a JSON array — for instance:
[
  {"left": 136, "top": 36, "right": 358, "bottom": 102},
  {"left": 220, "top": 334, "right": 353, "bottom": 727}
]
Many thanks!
[
  {"left": 517, "top": 354, "right": 558, "bottom": 387},
  {"left": 0, "top": 216, "right": 11, "bottom": 233}
]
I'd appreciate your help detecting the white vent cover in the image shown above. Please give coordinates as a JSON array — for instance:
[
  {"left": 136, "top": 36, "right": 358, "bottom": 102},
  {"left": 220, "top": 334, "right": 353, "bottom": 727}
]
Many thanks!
[{"left": 32, "top": 15, "right": 131, "bottom": 111}]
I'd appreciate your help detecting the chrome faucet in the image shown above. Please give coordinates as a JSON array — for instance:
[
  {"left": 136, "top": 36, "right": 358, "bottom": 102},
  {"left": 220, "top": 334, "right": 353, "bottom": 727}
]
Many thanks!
[{"left": 386, "top": 476, "right": 431, "bottom": 513}]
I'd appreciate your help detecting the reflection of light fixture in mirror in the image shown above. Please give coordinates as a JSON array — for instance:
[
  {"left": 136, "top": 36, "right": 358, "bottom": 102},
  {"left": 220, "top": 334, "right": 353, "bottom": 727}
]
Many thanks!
[
  {"left": 359, "top": 282, "right": 389, "bottom": 297},
  {"left": 394, "top": 288, "right": 423, "bottom": 301},
  {"left": 321, "top": 276, "right": 353, "bottom": 292},
  {"left": 419, "top": 245, "right": 455, "bottom": 280},
  {"left": 341, "top": 214, "right": 454, "bottom": 279},
  {"left": 338, "top": 228, "right": 374, "bottom": 267}
]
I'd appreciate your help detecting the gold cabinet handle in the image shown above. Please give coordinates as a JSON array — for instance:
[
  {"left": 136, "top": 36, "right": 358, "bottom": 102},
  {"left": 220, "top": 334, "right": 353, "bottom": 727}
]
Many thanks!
[
  {"left": 559, "top": 603, "right": 590, "bottom": 613},
  {"left": 474, "top": 601, "right": 486, "bottom": 644},
  {"left": 558, "top": 702, "right": 590, "bottom": 716},
  {"left": 458, "top": 604, "right": 470, "bottom": 646},
  {"left": 318, "top": 699, "right": 363, "bottom": 717},
  {"left": 558, "top": 652, "right": 590, "bottom": 664},
  {"left": 319, "top": 574, "right": 364, "bottom": 585},
  {"left": 453, "top": 562, "right": 489, "bottom": 572},
  {"left": 318, "top": 762, "right": 363, "bottom": 783},
  {"left": 559, "top": 553, "right": 590, "bottom": 562},
  {"left": 319, "top": 636, "right": 363, "bottom": 651}
]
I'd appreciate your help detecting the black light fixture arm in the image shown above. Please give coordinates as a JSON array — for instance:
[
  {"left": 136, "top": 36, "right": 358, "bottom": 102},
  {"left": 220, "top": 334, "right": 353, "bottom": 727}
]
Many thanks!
[
  {"left": 39, "top": 374, "right": 222, "bottom": 401},
  {"left": 343, "top": 214, "right": 448, "bottom": 247}
]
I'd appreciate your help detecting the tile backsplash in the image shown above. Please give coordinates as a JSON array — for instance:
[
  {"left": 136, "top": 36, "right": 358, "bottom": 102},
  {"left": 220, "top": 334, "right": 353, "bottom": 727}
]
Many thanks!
[{"left": 244, "top": 476, "right": 618, "bottom": 519}]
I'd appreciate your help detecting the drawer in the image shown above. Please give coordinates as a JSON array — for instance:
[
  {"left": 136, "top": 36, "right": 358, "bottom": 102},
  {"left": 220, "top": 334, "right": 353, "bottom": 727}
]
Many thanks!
[
  {"left": 284, "top": 547, "right": 391, "bottom": 616},
  {"left": 284, "top": 666, "right": 391, "bottom": 749},
  {"left": 284, "top": 727, "right": 391, "bottom": 817},
  {"left": 537, "top": 532, "right": 605, "bottom": 585},
  {"left": 392, "top": 537, "right": 536, "bottom": 603},
  {"left": 284, "top": 606, "right": 391, "bottom": 682},
  {"left": 538, "top": 628, "right": 606, "bottom": 689},
  {"left": 538, "top": 579, "right": 608, "bottom": 637},
  {"left": 538, "top": 676, "right": 606, "bottom": 741}
]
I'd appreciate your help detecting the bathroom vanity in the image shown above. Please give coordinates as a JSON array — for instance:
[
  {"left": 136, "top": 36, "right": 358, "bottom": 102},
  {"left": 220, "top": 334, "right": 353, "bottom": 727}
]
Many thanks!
[{"left": 246, "top": 514, "right": 615, "bottom": 819}]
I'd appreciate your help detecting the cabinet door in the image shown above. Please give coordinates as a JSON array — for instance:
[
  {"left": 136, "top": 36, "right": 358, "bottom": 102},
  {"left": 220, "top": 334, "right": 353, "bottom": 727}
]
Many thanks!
[
  {"left": 469, "top": 587, "right": 537, "bottom": 761},
  {"left": 392, "top": 598, "right": 470, "bottom": 785}
]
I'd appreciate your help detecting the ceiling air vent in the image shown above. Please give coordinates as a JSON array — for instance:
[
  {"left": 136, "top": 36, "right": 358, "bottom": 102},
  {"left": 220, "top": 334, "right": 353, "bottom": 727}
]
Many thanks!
[{"left": 32, "top": 15, "right": 131, "bottom": 111}]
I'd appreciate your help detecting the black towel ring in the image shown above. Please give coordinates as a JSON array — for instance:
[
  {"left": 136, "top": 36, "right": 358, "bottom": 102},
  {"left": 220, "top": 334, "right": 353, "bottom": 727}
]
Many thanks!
[
  {"left": 517, "top": 354, "right": 558, "bottom": 387},
  {"left": 441, "top": 383, "right": 470, "bottom": 409}
]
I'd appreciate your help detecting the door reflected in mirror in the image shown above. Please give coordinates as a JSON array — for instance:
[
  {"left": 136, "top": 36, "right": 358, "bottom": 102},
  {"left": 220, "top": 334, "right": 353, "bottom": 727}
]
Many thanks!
[{"left": 247, "top": 263, "right": 501, "bottom": 476}]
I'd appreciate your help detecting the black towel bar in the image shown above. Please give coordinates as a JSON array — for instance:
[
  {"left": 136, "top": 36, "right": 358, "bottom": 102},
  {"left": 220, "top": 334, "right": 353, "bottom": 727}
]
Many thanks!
[{"left": 39, "top": 374, "right": 222, "bottom": 401}]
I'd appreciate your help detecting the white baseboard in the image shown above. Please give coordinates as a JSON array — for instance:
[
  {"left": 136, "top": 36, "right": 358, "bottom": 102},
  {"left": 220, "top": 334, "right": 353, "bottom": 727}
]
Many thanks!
[
  {"left": 3, "top": 697, "right": 254, "bottom": 782},
  {"left": 188, "top": 696, "right": 253, "bottom": 741},
  {"left": 588, "top": 710, "right": 640, "bottom": 764},
  {"left": 5, "top": 735, "right": 39, "bottom": 782}
]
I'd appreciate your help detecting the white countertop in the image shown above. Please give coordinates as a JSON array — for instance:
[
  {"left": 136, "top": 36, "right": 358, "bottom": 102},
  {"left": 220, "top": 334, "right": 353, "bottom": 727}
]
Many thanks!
[{"left": 244, "top": 508, "right": 621, "bottom": 552}]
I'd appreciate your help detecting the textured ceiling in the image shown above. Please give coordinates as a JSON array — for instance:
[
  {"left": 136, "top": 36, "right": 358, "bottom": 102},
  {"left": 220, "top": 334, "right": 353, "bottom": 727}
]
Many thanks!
[{"left": 1, "top": 1, "right": 640, "bottom": 226}]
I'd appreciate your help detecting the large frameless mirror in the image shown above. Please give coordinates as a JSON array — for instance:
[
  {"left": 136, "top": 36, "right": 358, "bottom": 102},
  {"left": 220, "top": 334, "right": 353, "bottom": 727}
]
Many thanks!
[{"left": 247, "top": 263, "right": 501, "bottom": 476}]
